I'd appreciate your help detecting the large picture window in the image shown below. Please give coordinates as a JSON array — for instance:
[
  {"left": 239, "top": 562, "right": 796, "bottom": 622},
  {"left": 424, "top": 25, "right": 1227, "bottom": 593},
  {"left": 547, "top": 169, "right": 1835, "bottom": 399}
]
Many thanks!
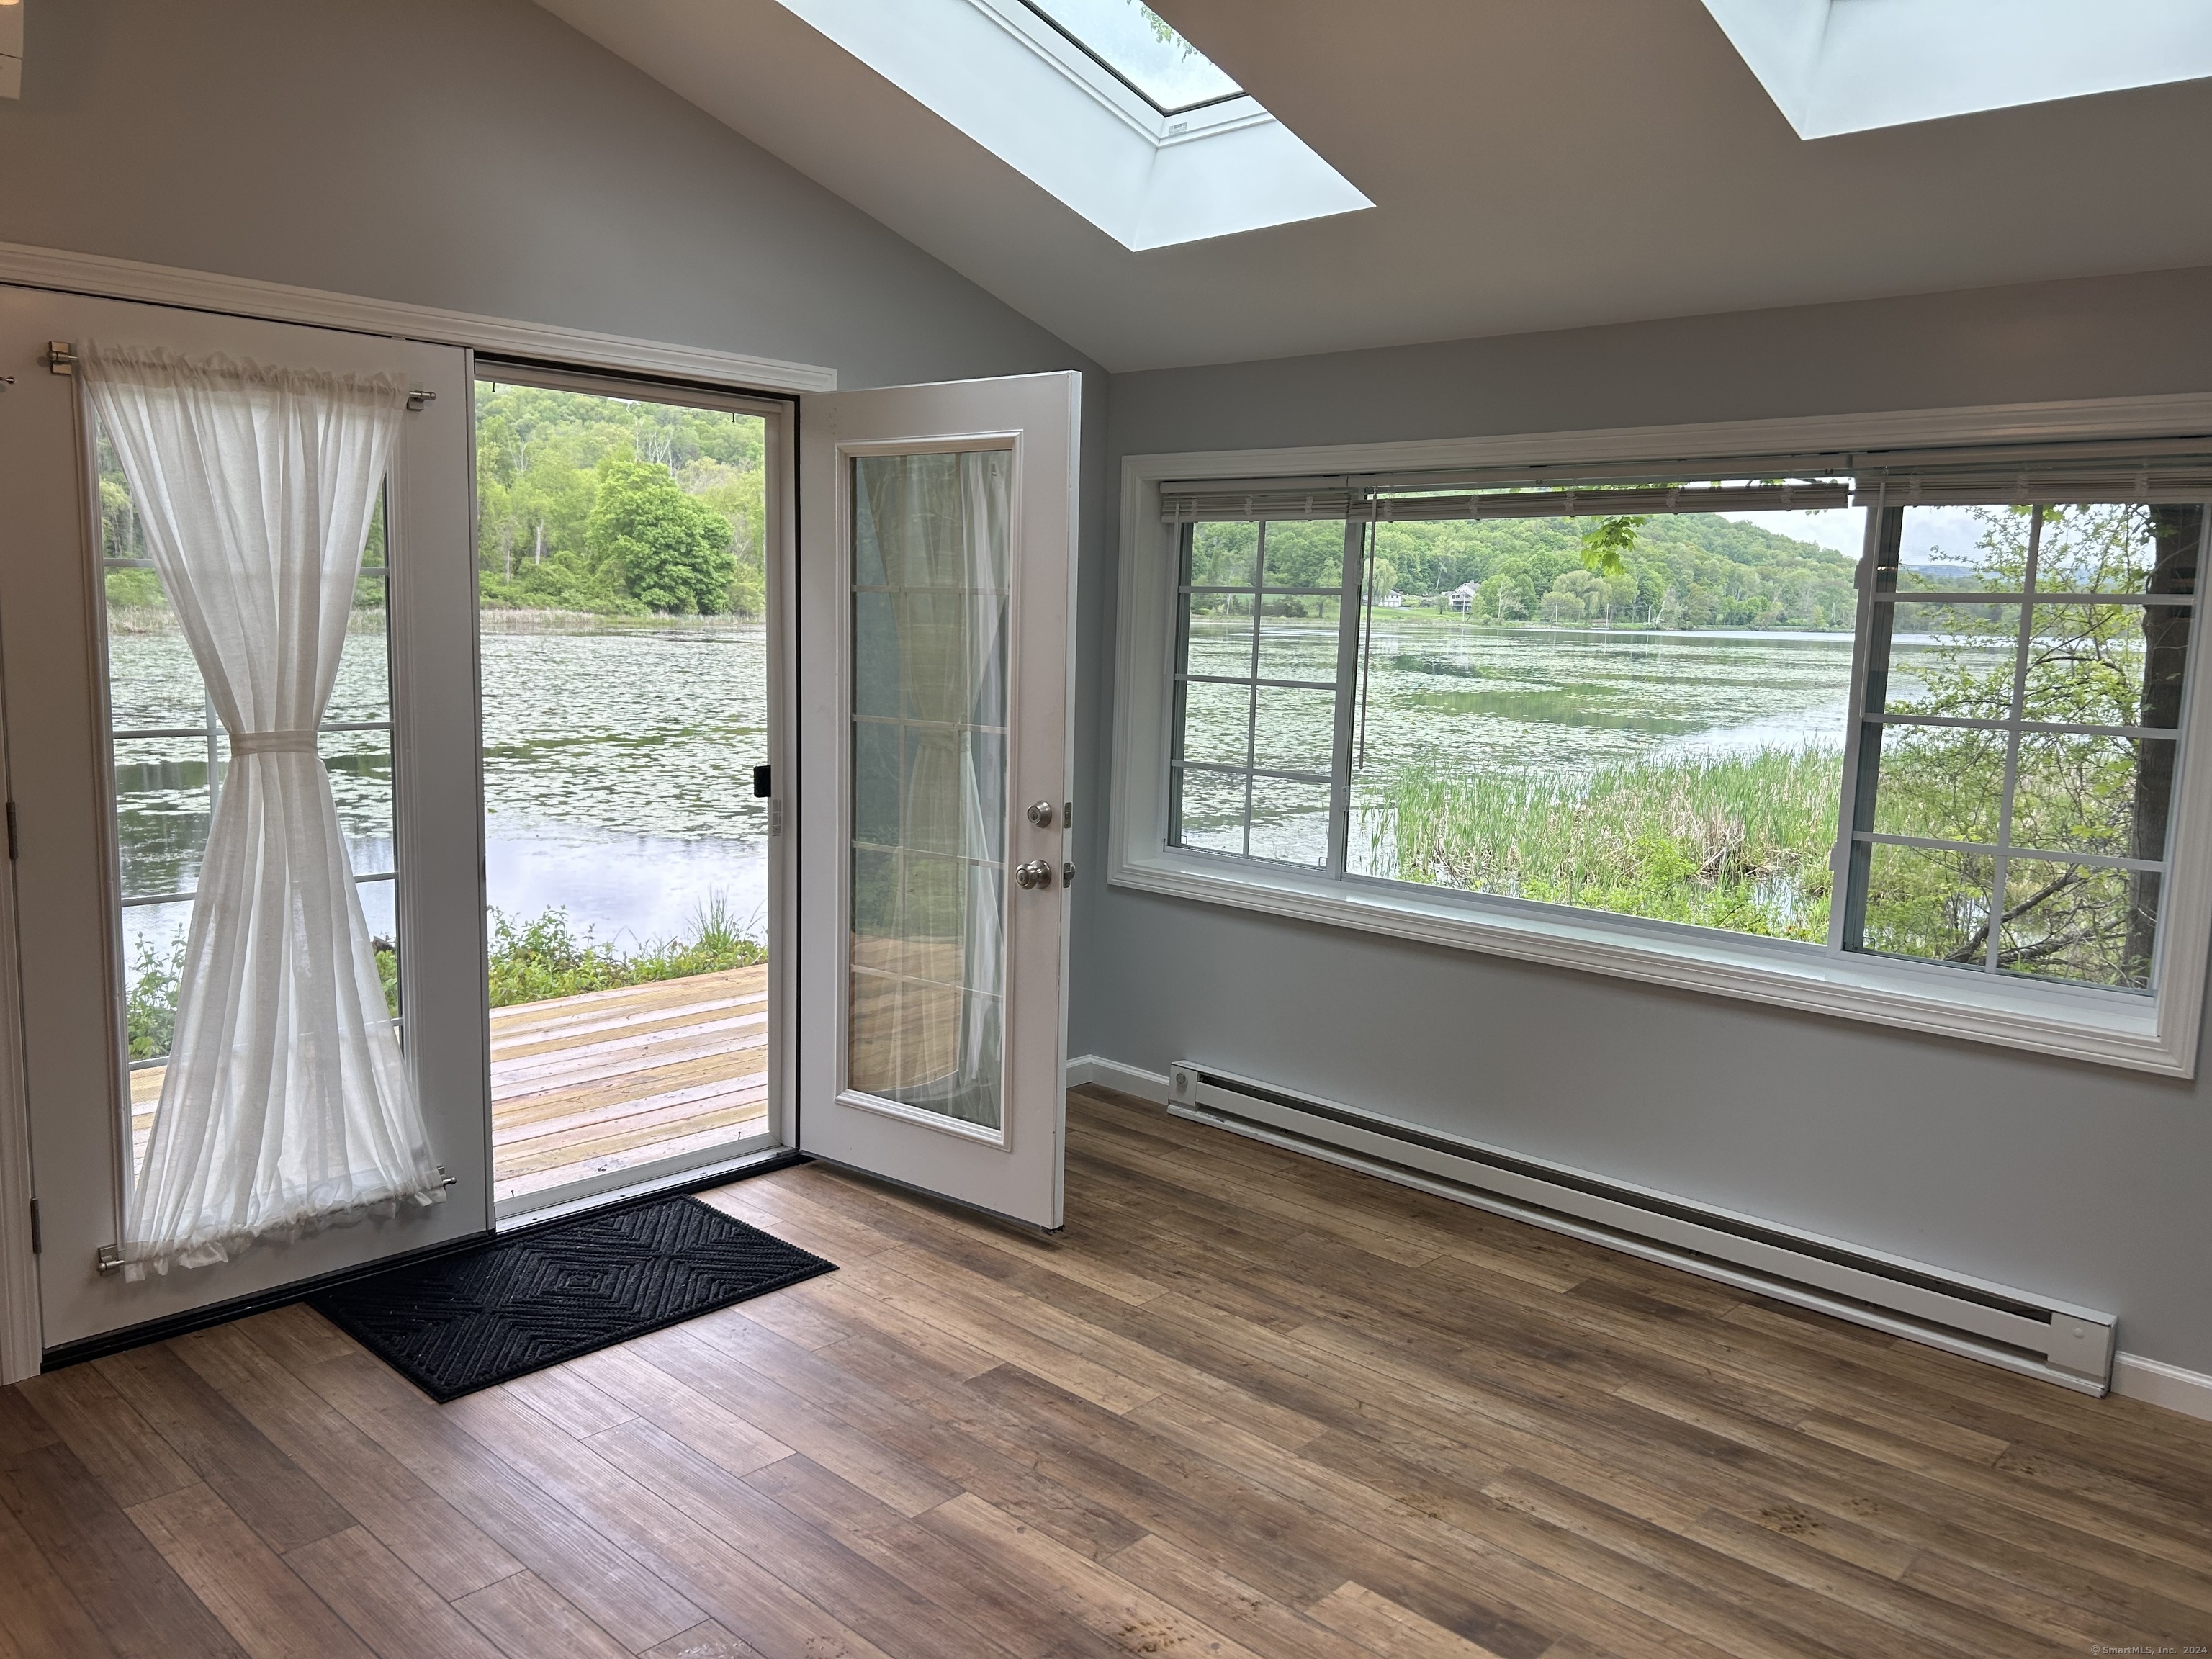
[{"left": 1120, "top": 436, "right": 2212, "bottom": 1069}]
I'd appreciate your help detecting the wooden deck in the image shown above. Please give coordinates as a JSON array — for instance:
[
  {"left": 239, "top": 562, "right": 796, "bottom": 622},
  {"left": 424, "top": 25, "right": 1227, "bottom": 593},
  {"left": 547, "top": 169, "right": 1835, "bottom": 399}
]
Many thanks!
[
  {"left": 487, "top": 966, "right": 770, "bottom": 1205},
  {"left": 132, "top": 966, "right": 770, "bottom": 1208},
  {"left": 8, "top": 1085, "right": 2211, "bottom": 1658}
]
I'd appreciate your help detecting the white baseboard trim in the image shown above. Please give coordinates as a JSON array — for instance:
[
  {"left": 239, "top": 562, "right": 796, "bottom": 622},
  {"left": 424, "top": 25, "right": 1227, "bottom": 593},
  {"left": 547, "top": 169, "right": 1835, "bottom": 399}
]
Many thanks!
[
  {"left": 1066, "top": 1055, "right": 1171, "bottom": 1103},
  {"left": 2113, "top": 1352, "right": 2212, "bottom": 1423},
  {"left": 1066, "top": 1053, "right": 2212, "bottom": 1424}
]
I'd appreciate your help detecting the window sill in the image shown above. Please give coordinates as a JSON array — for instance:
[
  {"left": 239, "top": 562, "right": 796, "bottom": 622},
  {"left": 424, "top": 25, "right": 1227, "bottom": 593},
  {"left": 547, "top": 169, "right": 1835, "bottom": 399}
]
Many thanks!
[{"left": 1107, "top": 850, "right": 2191, "bottom": 1077}]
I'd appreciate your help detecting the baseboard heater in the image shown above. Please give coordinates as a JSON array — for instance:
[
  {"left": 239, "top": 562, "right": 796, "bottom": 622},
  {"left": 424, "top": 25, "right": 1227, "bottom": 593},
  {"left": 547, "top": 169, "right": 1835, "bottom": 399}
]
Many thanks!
[{"left": 1166, "top": 1062, "right": 2115, "bottom": 1395}]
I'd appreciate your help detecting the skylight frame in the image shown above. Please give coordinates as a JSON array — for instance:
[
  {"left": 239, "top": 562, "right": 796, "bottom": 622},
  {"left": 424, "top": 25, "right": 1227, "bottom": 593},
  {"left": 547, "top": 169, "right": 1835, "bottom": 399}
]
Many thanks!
[
  {"left": 1015, "top": 0, "right": 1246, "bottom": 118},
  {"left": 770, "top": 0, "right": 1371, "bottom": 250},
  {"left": 974, "top": 0, "right": 1264, "bottom": 144},
  {"left": 1701, "top": 0, "right": 2212, "bottom": 139}
]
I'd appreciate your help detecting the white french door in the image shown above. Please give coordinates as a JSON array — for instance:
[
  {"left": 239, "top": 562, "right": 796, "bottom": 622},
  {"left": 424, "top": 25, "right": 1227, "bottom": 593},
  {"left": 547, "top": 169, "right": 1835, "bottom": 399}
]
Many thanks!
[
  {"left": 796, "top": 373, "right": 1079, "bottom": 1229},
  {"left": 0, "top": 288, "right": 488, "bottom": 1351}
]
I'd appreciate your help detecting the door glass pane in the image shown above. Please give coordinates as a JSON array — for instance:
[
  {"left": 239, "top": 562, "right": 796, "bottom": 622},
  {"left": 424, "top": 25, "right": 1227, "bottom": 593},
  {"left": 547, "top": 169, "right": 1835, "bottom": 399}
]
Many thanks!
[
  {"left": 848, "top": 451, "right": 1010, "bottom": 1132},
  {"left": 96, "top": 424, "right": 400, "bottom": 1180},
  {"left": 475, "top": 379, "right": 773, "bottom": 1207}
]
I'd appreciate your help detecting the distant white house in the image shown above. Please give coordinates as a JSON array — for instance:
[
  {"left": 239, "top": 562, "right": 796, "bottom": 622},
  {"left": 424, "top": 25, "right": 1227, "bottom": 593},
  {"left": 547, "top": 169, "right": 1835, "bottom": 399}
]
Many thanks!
[
  {"left": 1383, "top": 590, "right": 1406, "bottom": 607},
  {"left": 1448, "top": 580, "right": 1478, "bottom": 612}
]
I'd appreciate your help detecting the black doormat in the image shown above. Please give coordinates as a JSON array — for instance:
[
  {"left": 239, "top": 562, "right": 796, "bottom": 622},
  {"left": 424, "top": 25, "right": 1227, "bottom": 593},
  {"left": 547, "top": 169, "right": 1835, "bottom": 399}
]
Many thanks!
[{"left": 310, "top": 1195, "right": 834, "bottom": 1402}]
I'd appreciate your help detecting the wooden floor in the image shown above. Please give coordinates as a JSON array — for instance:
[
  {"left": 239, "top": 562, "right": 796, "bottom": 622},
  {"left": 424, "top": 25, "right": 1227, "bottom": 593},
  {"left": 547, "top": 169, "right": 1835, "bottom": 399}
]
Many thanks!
[
  {"left": 9, "top": 1087, "right": 2211, "bottom": 1659},
  {"left": 132, "top": 967, "right": 772, "bottom": 1208}
]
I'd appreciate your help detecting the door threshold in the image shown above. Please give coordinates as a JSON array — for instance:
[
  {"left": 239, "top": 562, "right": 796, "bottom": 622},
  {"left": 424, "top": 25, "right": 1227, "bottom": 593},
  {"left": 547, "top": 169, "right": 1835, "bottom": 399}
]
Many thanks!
[{"left": 494, "top": 1143, "right": 803, "bottom": 1232}]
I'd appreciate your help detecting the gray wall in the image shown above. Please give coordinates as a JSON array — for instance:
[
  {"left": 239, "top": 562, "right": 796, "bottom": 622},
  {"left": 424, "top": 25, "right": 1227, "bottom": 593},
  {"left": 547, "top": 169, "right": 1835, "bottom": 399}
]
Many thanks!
[
  {"left": 0, "top": 0, "right": 1089, "bottom": 390},
  {"left": 1083, "top": 266, "right": 2212, "bottom": 1375}
]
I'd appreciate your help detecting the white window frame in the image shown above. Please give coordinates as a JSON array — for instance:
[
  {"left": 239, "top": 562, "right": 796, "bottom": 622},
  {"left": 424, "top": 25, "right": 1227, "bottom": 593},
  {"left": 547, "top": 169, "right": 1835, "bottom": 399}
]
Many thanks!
[{"left": 1108, "top": 394, "right": 2212, "bottom": 1077}]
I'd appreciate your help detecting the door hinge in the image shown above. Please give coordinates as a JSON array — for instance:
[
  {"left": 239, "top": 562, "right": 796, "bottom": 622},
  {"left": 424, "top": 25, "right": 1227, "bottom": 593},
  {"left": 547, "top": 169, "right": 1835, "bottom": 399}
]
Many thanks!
[
  {"left": 27, "top": 1200, "right": 38, "bottom": 1256},
  {"left": 4, "top": 800, "right": 15, "bottom": 860},
  {"left": 45, "top": 341, "right": 77, "bottom": 376}
]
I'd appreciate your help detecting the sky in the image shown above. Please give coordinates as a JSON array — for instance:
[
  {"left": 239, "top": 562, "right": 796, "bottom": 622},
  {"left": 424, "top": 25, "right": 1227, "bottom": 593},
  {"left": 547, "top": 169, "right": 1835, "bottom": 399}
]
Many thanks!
[{"left": 1724, "top": 505, "right": 1992, "bottom": 567}]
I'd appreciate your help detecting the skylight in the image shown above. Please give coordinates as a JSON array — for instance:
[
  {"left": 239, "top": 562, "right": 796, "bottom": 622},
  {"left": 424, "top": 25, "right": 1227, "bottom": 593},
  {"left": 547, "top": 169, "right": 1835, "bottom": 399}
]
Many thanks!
[
  {"left": 771, "top": 0, "right": 1370, "bottom": 250},
  {"left": 1702, "top": 0, "right": 2212, "bottom": 138},
  {"left": 1022, "top": 0, "right": 1242, "bottom": 114}
]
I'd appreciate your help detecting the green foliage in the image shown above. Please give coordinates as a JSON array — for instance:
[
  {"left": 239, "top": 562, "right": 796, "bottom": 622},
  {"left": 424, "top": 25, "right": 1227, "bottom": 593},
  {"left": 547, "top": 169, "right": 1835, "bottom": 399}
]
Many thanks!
[
  {"left": 1578, "top": 513, "right": 1647, "bottom": 578},
  {"left": 374, "top": 938, "right": 400, "bottom": 1017},
  {"left": 104, "top": 567, "right": 164, "bottom": 610},
  {"left": 587, "top": 459, "right": 737, "bottom": 615},
  {"left": 1140, "top": 4, "right": 1189, "bottom": 49},
  {"left": 1857, "top": 504, "right": 2184, "bottom": 985},
  {"left": 1373, "top": 750, "right": 1841, "bottom": 941},
  {"left": 125, "top": 937, "right": 185, "bottom": 1061},
  {"left": 487, "top": 899, "right": 767, "bottom": 1010},
  {"left": 475, "top": 382, "right": 765, "bottom": 618},
  {"left": 1379, "top": 511, "right": 1857, "bottom": 630},
  {"left": 127, "top": 936, "right": 400, "bottom": 1064}
]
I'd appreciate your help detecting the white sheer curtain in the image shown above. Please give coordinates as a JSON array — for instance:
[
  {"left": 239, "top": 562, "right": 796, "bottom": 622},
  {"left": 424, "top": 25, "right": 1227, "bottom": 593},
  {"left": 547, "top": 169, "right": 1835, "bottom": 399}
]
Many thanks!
[
  {"left": 83, "top": 343, "right": 446, "bottom": 1280},
  {"left": 951, "top": 452, "right": 1010, "bottom": 1128},
  {"left": 848, "top": 452, "right": 1010, "bottom": 1130}
]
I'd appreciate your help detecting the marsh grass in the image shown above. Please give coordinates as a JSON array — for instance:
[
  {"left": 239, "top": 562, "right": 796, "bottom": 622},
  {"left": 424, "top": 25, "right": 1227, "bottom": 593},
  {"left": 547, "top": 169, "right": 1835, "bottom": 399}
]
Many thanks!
[
  {"left": 124, "top": 899, "right": 765, "bottom": 1066},
  {"left": 1370, "top": 747, "right": 1843, "bottom": 940},
  {"left": 487, "top": 894, "right": 768, "bottom": 1008}
]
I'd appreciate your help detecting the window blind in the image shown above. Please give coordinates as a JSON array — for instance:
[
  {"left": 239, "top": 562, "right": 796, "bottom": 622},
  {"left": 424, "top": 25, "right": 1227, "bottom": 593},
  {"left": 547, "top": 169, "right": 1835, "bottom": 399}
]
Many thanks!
[
  {"left": 1850, "top": 444, "right": 2212, "bottom": 507},
  {"left": 1159, "top": 438, "right": 2212, "bottom": 523},
  {"left": 1159, "top": 480, "right": 1849, "bottom": 523}
]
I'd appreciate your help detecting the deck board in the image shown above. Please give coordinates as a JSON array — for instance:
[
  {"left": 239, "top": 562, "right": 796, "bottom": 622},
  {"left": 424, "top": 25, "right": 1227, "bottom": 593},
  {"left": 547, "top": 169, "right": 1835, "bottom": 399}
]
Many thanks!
[{"left": 131, "top": 966, "right": 771, "bottom": 1207}]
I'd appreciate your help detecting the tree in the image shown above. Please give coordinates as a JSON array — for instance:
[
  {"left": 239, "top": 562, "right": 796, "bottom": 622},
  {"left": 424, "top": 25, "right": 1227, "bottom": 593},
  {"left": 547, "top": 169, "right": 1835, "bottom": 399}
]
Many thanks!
[
  {"left": 1483, "top": 570, "right": 1534, "bottom": 619},
  {"left": 1858, "top": 504, "right": 2186, "bottom": 986},
  {"left": 586, "top": 459, "right": 737, "bottom": 615},
  {"left": 475, "top": 381, "right": 765, "bottom": 617},
  {"left": 1547, "top": 569, "right": 1605, "bottom": 624}
]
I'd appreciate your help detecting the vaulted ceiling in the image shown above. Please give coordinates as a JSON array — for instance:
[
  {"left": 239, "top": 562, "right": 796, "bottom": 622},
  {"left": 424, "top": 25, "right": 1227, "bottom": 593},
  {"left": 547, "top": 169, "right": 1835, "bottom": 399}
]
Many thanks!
[{"left": 535, "top": 0, "right": 2212, "bottom": 372}]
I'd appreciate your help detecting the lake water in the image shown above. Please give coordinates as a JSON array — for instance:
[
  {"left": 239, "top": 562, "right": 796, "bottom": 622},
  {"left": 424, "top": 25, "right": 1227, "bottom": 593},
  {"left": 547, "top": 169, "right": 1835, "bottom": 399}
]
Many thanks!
[
  {"left": 480, "top": 625, "right": 770, "bottom": 948},
  {"left": 112, "top": 611, "right": 1997, "bottom": 961},
  {"left": 1182, "top": 613, "right": 1992, "bottom": 872},
  {"left": 109, "top": 619, "right": 771, "bottom": 964}
]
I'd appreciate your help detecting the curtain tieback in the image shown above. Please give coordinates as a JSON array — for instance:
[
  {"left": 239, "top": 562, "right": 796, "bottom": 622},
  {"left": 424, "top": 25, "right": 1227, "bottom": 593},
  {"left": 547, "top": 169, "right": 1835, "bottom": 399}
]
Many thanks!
[{"left": 230, "top": 729, "right": 320, "bottom": 756}]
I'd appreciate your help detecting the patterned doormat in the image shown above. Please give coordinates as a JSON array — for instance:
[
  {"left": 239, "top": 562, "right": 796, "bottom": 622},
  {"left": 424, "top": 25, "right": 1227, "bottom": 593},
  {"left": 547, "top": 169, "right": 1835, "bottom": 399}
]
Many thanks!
[{"left": 310, "top": 1194, "right": 834, "bottom": 1401}]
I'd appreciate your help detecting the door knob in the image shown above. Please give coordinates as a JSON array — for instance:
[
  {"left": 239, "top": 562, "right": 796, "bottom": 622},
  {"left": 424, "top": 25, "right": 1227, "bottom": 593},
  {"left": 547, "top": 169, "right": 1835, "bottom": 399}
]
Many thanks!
[
  {"left": 1014, "top": 859, "right": 1054, "bottom": 890},
  {"left": 1026, "top": 801, "right": 1056, "bottom": 828}
]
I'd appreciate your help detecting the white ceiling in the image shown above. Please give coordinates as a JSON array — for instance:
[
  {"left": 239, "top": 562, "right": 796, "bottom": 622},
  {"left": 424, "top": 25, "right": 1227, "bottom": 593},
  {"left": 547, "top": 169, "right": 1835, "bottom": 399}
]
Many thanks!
[{"left": 534, "top": 0, "right": 2212, "bottom": 373}]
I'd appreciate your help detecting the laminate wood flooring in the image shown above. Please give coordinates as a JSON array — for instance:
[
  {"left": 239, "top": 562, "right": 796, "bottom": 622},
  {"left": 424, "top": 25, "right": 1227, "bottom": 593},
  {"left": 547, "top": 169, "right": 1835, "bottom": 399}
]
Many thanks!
[{"left": 5, "top": 1085, "right": 2208, "bottom": 1658}]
